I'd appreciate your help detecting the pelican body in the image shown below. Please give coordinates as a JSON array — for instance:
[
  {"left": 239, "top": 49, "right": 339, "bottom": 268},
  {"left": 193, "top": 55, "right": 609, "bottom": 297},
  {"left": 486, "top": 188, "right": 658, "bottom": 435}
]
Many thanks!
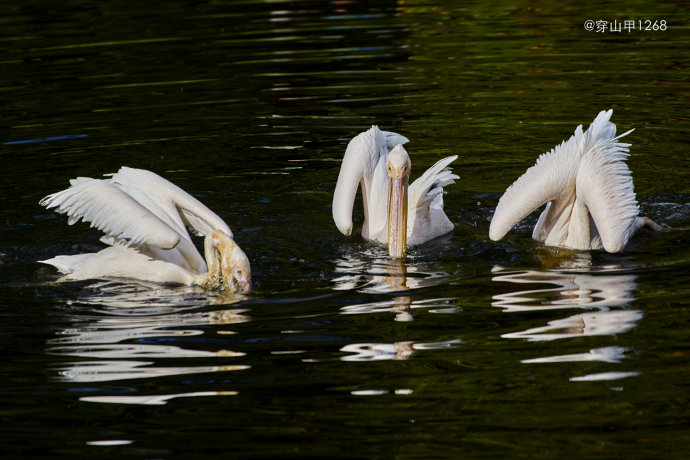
[
  {"left": 489, "top": 110, "right": 662, "bottom": 252},
  {"left": 39, "top": 167, "right": 251, "bottom": 293},
  {"left": 333, "top": 125, "right": 458, "bottom": 258}
]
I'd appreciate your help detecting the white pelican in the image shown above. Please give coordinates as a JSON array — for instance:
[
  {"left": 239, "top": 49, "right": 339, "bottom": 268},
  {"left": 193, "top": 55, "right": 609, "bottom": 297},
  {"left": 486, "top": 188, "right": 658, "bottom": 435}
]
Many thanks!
[
  {"left": 332, "top": 125, "right": 458, "bottom": 258},
  {"left": 489, "top": 110, "right": 663, "bottom": 252},
  {"left": 39, "top": 166, "right": 251, "bottom": 293}
]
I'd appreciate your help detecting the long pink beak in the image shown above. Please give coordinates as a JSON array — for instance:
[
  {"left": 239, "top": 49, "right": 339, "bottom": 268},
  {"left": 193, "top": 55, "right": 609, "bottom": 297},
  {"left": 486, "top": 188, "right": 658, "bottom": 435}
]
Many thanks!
[{"left": 388, "top": 176, "right": 408, "bottom": 258}]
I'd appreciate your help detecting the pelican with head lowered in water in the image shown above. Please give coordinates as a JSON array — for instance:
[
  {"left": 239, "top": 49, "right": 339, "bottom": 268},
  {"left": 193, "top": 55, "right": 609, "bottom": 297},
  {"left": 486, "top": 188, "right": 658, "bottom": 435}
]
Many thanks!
[
  {"left": 39, "top": 166, "right": 251, "bottom": 293},
  {"left": 489, "top": 110, "right": 663, "bottom": 252},
  {"left": 332, "top": 125, "right": 458, "bottom": 258}
]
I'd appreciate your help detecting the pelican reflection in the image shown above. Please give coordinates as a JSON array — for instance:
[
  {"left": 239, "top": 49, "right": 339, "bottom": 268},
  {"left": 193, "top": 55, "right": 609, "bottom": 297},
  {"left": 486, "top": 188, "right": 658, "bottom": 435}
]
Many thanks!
[
  {"left": 48, "top": 281, "right": 250, "bottom": 383},
  {"left": 338, "top": 256, "right": 462, "bottom": 365},
  {"left": 337, "top": 257, "right": 457, "bottom": 321},
  {"left": 492, "top": 265, "right": 641, "bottom": 340},
  {"left": 333, "top": 253, "right": 446, "bottom": 293},
  {"left": 57, "top": 360, "right": 249, "bottom": 383},
  {"left": 81, "top": 391, "right": 238, "bottom": 405},
  {"left": 492, "top": 255, "right": 642, "bottom": 381},
  {"left": 340, "top": 338, "right": 462, "bottom": 361},
  {"left": 337, "top": 256, "right": 413, "bottom": 321},
  {"left": 501, "top": 310, "right": 642, "bottom": 342}
]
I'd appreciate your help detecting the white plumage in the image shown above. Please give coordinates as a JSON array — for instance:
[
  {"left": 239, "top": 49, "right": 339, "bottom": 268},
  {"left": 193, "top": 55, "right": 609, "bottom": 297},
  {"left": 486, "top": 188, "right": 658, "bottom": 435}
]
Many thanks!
[
  {"left": 39, "top": 167, "right": 251, "bottom": 292},
  {"left": 489, "top": 110, "right": 662, "bottom": 252},
  {"left": 332, "top": 125, "right": 458, "bottom": 257}
]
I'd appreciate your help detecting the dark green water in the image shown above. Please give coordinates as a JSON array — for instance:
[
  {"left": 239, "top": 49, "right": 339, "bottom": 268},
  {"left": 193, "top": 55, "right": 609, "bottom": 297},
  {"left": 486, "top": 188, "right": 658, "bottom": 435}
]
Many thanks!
[{"left": 2, "top": 1, "right": 689, "bottom": 458}]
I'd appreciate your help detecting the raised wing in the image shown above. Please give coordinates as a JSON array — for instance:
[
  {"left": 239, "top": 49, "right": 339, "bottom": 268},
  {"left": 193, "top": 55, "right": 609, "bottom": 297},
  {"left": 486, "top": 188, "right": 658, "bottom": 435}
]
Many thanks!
[
  {"left": 576, "top": 120, "right": 639, "bottom": 252},
  {"left": 407, "top": 155, "right": 458, "bottom": 244},
  {"left": 109, "top": 167, "right": 233, "bottom": 238},
  {"left": 40, "top": 178, "right": 181, "bottom": 249},
  {"left": 489, "top": 123, "right": 585, "bottom": 241},
  {"left": 408, "top": 155, "right": 458, "bottom": 213}
]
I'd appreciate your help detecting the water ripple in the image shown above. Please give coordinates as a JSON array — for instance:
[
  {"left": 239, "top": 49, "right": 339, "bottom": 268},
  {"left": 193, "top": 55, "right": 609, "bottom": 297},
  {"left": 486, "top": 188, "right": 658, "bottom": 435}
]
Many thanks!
[
  {"left": 340, "top": 339, "right": 462, "bottom": 361},
  {"left": 56, "top": 360, "right": 249, "bottom": 383},
  {"left": 333, "top": 255, "right": 449, "bottom": 293},
  {"left": 570, "top": 372, "right": 640, "bottom": 382},
  {"left": 522, "top": 346, "right": 631, "bottom": 364},
  {"left": 46, "top": 282, "right": 250, "bottom": 383},
  {"left": 81, "top": 391, "right": 238, "bottom": 405}
]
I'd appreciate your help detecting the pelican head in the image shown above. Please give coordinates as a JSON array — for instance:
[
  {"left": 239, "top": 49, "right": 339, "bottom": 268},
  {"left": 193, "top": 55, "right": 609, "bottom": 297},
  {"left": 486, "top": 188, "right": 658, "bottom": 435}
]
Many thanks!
[
  {"left": 205, "top": 230, "right": 252, "bottom": 293},
  {"left": 387, "top": 145, "right": 411, "bottom": 258}
]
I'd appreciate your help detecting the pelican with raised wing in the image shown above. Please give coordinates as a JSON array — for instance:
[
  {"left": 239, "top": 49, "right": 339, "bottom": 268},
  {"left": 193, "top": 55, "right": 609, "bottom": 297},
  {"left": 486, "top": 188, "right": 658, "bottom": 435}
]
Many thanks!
[
  {"left": 489, "top": 110, "right": 663, "bottom": 252},
  {"left": 39, "top": 167, "right": 251, "bottom": 292},
  {"left": 332, "top": 125, "right": 458, "bottom": 258}
]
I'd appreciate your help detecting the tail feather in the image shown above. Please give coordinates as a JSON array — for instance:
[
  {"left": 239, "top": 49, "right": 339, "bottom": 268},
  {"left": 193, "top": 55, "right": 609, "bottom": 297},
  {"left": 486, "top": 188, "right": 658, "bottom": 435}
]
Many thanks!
[{"left": 39, "top": 254, "right": 94, "bottom": 274}]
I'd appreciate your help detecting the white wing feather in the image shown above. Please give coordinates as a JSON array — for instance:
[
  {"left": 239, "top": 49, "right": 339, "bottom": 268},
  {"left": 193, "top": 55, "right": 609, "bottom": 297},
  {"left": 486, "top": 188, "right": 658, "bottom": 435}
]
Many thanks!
[
  {"left": 109, "top": 167, "right": 233, "bottom": 238},
  {"left": 407, "top": 155, "right": 458, "bottom": 244},
  {"left": 408, "top": 155, "right": 459, "bottom": 212},
  {"left": 576, "top": 126, "right": 639, "bottom": 252},
  {"left": 490, "top": 109, "right": 642, "bottom": 252},
  {"left": 39, "top": 167, "right": 243, "bottom": 286},
  {"left": 40, "top": 178, "right": 181, "bottom": 249},
  {"left": 489, "top": 123, "right": 584, "bottom": 241}
]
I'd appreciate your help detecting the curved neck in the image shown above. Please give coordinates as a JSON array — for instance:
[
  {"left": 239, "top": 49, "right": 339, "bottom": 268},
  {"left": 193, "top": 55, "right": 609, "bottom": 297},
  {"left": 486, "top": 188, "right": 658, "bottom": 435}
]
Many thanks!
[
  {"left": 333, "top": 145, "right": 365, "bottom": 236},
  {"left": 333, "top": 126, "right": 389, "bottom": 237}
]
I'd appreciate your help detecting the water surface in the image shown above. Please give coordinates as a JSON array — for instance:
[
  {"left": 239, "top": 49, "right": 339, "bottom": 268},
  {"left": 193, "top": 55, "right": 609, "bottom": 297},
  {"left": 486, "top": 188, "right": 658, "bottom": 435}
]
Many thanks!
[{"left": 1, "top": 1, "right": 689, "bottom": 458}]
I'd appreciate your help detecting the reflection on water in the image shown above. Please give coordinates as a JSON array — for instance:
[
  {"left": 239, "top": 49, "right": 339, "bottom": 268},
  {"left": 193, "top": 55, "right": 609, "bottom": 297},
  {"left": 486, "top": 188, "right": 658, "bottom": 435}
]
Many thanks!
[
  {"left": 521, "top": 346, "right": 630, "bottom": 364},
  {"left": 47, "top": 281, "right": 249, "bottom": 384},
  {"left": 351, "top": 389, "right": 414, "bottom": 396},
  {"left": 333, "top": 254, "right": 447, "bottom": 293},
  {"left": 341, "top": 338, "right": 462, "bottom": 361},
  {"left": 492, "top": 265, "right": 641, "bottom": 341},
  {"left": 569, "top": 371, "right": 640, "bottom": 382},
  {"left": 56, "top": 361, "right": 248, "bottom": 383},
  {"left": 341, "top": 296, "right": 459, "bottom": 321},
  {"left": 81, "top": 391, "right": 238, "bottom": 405},
  {"left": 502, "top": 310, "right": 642, "bottom": 342},
  {"left": 336, "top": 256, "right": 458, "bottom": 322},
  {"left": 68, "top": 280, "right": 245, "bottom": 313},
  {"left": 86, "top": 440, "right": 134, "bottom": 446},
  {"left": 492, "top": 269, "right": 637, "bottom": 314},
  {"left": 492, "top": 254, "right": 643, "bottom": 382},
  {"left": 336, "top": 257, "right": 462, "bottom": 361}
]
